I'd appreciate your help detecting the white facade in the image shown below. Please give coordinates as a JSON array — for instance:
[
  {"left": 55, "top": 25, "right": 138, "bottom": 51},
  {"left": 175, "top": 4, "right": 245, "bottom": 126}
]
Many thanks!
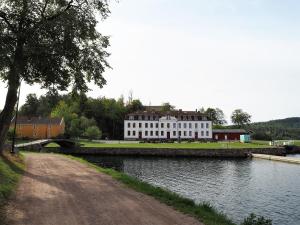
[{"left": 124, "top": 116, "right": 212, "bottom": 140}]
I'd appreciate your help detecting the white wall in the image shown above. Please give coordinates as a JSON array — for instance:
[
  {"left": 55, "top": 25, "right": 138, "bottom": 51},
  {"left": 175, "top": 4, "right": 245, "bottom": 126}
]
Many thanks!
[{"left": 124, "top": 117, "right": 212, "bottom": 140}]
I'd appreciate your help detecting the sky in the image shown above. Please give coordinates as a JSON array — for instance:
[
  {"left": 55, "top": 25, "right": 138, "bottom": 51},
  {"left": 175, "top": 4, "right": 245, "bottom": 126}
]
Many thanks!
[{"left": 1, "top": 0, "right": 300, "bottom": 122}]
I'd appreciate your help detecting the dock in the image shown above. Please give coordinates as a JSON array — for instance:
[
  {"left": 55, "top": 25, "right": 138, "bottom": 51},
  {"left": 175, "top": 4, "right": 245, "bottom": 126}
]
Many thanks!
[{"left": 252, "top": 154, "right": 300, "bottom": 164}]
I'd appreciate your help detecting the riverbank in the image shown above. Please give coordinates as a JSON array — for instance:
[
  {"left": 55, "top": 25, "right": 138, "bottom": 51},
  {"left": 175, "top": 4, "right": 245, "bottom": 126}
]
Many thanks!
[
  {"left": 66, "top": 154, "right": 236, "bottom": 225},
  {"left": 43, "top": 146, "right": 285, "bottom": 158},
  {"left": 0, "top": 153, "right": 24, "bottom": 224}
]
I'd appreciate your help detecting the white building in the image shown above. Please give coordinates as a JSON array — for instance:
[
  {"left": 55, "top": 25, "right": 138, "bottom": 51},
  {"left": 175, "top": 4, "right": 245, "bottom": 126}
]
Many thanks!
[{"left": 124, "top": 110, "right": 212, "bottom": 140}]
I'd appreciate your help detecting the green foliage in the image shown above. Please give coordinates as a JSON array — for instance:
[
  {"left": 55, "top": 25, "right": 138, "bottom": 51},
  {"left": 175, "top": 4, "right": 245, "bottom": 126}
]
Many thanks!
[
  {"left": 83, "top": 126, "right": 102, "bottom": 140},
  {"left": 0, "top": 0, "right": 110, "bottom": 91},
  {"left": 161, "top": 102, "right": 175, "bottom": 112},
  {"left": 241, "top": 213, "right": 272, "bottom": 225},
  {"left": 0, "top": 154, "right": 25, "bottom": 224},
  {"left": 202, "top": 107, "right": 227, "bottom": 125},
  {"left": 231, "top": 109, "right": 252, "bottom": 127}
]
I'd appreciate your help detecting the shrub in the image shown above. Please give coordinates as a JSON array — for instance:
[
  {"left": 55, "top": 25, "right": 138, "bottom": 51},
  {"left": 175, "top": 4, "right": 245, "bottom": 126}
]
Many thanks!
[
  {"left": 83, "top": 126, "right": 102, "bottom": 140},
  {"left": 241, "top": 213, "right": 272, "bottom": 225}
]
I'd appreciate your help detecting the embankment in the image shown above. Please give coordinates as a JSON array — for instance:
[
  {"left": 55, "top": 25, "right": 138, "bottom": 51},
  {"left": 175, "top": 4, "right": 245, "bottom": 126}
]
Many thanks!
[{"left": 40, "top": 147, "right": 286, "bottom": 158}]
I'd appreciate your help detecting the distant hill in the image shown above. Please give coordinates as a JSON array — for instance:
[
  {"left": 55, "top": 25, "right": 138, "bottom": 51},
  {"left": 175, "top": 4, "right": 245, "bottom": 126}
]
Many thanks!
[
  {"left": 251, "top": 117, "right": 300, "bottom": 129},
  {"left": 249, "top": 117, "right": 300, "bottom": 140}
]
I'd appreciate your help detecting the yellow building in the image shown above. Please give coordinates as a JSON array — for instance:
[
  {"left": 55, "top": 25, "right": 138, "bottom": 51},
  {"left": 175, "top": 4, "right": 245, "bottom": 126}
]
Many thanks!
[{"left": 11, "top": 117, "right": 65, "bottom": 139}]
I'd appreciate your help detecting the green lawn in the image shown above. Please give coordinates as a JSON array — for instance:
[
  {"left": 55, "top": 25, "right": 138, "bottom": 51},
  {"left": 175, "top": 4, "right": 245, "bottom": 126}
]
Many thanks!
[{"left": 46, "top": 140, "right": 272, "bottom": 149}]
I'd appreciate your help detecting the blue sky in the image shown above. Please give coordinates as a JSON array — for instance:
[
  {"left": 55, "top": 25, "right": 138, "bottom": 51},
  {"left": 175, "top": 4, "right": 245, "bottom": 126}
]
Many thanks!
[{"left": 1, "top": 0, "right": 300, "bottom": 122}]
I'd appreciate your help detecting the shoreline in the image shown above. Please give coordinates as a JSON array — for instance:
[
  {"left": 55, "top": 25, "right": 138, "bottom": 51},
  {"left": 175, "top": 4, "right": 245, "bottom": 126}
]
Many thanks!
[{"left": 35, "top": 146, "right": 287, "bottom": 158}]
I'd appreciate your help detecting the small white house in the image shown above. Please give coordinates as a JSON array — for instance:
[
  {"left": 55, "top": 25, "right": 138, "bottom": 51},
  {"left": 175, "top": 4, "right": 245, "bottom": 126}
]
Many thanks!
[{"left": 124, "top": 110, "right": 212, "bottom": 140}]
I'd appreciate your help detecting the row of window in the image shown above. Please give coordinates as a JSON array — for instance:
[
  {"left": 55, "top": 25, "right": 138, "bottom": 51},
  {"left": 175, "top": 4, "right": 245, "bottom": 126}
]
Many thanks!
[
  {"left": 127, "top": 130, "right": 210, "bottom": 137},
  {"left": 127, "top": 122, "right": 210, "bottom": 129},
  {"left": 128, "top": 115, "right": 207, "bottom": 121}
]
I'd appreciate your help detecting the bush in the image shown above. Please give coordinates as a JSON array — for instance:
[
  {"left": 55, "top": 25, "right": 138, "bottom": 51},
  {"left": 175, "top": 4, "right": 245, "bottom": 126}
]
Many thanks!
[
  {"left": 241, "top": 213, "right": 272, "bottom": 225},
  {"left": 83, "top": 126, "right": 102, "bottom": 140}
]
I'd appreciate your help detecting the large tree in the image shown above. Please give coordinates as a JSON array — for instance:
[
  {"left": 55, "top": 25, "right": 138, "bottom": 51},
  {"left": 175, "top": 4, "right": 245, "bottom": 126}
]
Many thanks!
[
  {"left": 0, "top": 0, "right": 110, "bottom": 152},
  {"left": 231, "top": 109, "right": 252, "bottom": 127},
  {"left": 205, "top": 107, "right": 227, "bottom": 125}
]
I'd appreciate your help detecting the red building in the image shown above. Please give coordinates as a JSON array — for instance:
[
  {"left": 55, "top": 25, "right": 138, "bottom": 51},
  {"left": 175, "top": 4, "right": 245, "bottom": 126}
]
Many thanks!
[{"left": 212, "top": 129, "right": 248, "bottom": 141}]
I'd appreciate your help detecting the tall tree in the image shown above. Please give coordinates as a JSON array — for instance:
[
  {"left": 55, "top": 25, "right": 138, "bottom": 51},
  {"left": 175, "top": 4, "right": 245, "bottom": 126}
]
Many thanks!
[
  {"left": 231, "top": 109, "right": 251, "bottom": 127},
  {"left": 161, "top": 102, "right": 175, "bottom": 112},
  {"left": 19, "top": 94, "right": 40, "bottom": 117},
  {"left": 205, "top": 108, "right": 227, "bottom": 125},
  {"left": 0, "top": 0, "right": 110, "bottom": 152}
]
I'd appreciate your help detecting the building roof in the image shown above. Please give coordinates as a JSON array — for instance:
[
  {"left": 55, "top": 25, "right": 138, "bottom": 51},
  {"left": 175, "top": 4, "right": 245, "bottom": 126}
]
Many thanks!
[
  {"left": 12, "top": 116, "right": 64, "bottom": 125},
  {"left": 213, "top": 129, "right": 248, "bottom": 134}
]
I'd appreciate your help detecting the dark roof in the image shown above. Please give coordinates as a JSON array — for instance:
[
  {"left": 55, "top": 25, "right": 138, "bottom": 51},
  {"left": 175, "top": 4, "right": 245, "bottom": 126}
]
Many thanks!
[
  {"left": 213, "top": 129, "right": 248, "bottom": 134},
  {"left": 12, "top": 116, "right": 63, "bottom": 125},
  {"left": 127, "top": 110, "right": 206, "bottom": 117}
]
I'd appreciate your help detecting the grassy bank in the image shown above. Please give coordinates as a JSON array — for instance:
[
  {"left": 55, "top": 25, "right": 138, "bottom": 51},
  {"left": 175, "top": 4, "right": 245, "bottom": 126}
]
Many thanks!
[
  {"left": 66, "top": 154, "right": 236, "bottom": 225},
  {"left": 47, "top": 141, "right": 271, "bottom": 149},
  {"left": 0, "top": 152, "right": 25, "bottom": 224}
]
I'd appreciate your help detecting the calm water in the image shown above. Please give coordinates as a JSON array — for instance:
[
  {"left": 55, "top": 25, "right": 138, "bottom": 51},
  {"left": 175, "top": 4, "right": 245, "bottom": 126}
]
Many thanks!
[{"left": 81, "top": 155, "right": 300, "bottom": 225}]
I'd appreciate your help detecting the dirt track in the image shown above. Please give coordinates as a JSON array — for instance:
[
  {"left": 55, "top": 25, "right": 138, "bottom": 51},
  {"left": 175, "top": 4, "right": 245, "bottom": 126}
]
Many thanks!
[{"left": 6, "top": 153, "right": 203, "bottom": 225}]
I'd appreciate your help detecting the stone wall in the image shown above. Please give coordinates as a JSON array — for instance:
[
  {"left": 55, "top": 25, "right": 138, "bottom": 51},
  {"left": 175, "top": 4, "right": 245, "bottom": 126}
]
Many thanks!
[{"left": 41, "top": 147, "right": 286, "bottom": 158}]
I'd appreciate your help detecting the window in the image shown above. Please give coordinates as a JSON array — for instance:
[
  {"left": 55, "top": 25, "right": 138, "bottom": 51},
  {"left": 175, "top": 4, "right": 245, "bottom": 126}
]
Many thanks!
[
  {"left": 156, "top": 123, "right": 159, "bottom": 128},
  {"left": 145, "top": 131, "right": 148, "bottom": 136},
  {"left": 150, "top": 123, "right": 153, "bottom": 128},
  {"left": 184, "top": 131, "right": 187, "bottom": 136},
  {"left": 150, "top": 131, "right": 153, "bottom": 136},
  {"left": 139, "top": 123, "right": 142, "bottom": 128},
  {"left": 184, "top": 123, "right": 187, "bottom": 129},
  {"left": 148, "top": 116, "right": 151, "bottom": 120},
  {"left": 178, "top": 123, "right": 181, "bottom": 128},
  {"left": 173, "top": 131, "right": 176, "bottom": 136},
  {"left": 201, "top": 131, "right": 204, "bottom": 136},
  {"left": 133, "top": 131, "right": 136, "bottom": 136},
  {"left": 206, "top": 131, "right": 209, "bottom": 136},
  {"left": 173, "top": 123, "right": 176, "bottom": 128},
  {"left": 189, "top": 123, "right": 192, "bottom": 129},
  {"left": 179, "top": 131, "right": 181, "bottom": 136},
  {"left": 206, "top": 123, "right": 209, "bottom": 129},
  {"left": 189, "top": 131, "right": 192, "bottom": 136},
  {"left": 161, "top": 131, "right": 164, "bottom": 136},
  {"left": 167, "top": 123, "right": 170, "bottom": 128},
  {"left": 145, "top": 123, "right": 148, "bottom": 128},
  {"left": 156, "top": 131, "right": 159, "bottom": 136},
  {"left": 128, "top": 131, "right": 131, "bottom": 136},
  {"left": 195, "top": 123, "right": 198, "bottom": 129},
  {"left": 161, "top": 123, "right": 164, "bottom": 128},
  {"left": 201, "top": 123, "right": 204, "bottom": 129},
  {"left": 191, "top": 116, "right": 194, "bottom": 120},
  {"left": 128, "top": 123, "right": 131, "bottom": 128},
  {"left": 133, "top": 123, "right": 136, "bottom": 128}
]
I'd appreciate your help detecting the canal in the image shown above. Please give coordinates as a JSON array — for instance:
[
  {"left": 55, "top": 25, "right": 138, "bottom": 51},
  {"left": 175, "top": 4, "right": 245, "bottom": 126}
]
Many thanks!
[{"left": 81, "top": 155, "right": 300, "bottom": 225}]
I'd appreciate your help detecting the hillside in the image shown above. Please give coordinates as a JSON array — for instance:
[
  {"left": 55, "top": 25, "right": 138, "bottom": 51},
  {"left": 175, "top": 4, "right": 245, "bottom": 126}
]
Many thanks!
[{"left": 249, "top": 117, "right": 300, "bottom": 140}]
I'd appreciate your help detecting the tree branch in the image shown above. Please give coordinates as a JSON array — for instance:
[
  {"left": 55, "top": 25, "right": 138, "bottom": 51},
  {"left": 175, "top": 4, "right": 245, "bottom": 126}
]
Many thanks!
[{"left": 45, "top": 0, "right": 74, "bottom": 21}]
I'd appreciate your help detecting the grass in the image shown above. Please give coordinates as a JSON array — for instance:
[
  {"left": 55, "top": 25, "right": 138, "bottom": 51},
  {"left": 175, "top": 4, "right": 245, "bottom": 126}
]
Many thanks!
[
  {"left": 0, "top": 152, "right": 25, "bottom": 224},
  {"left": 46, "top": 140, "right": 272, "bottom": 149},
  {"left": 66, "top": 154, "right": 236, "bottom": 225}
]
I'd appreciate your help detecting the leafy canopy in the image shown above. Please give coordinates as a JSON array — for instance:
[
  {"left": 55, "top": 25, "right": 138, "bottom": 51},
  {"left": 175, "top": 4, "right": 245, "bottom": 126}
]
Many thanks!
[{"left": 0, "top": 0, "right": 110, "bottom": 91}]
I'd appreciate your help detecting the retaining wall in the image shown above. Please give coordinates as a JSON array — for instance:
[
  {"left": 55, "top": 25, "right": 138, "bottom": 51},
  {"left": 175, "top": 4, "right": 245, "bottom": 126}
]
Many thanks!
[{"left": 40, "top": 147, "right": 286, "bottom": 158}]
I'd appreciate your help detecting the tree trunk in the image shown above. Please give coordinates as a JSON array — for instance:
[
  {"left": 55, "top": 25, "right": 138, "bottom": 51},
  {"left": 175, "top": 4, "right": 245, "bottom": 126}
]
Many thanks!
[
  {"left": 0, "top": 78, "right": 19, "bottom": 154},
  {"left": 0, "top": 41, "right": 23, "bottom": 154}
]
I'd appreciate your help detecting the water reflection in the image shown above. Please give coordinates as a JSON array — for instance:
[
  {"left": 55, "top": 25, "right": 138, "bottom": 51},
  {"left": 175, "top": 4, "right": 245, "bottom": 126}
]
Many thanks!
[{"left": 81, "top": 155, "right": 300, "bottom": 225}]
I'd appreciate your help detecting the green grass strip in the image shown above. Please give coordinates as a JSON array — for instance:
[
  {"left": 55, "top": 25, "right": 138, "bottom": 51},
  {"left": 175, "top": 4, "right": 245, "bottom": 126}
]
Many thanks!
[
  {"left": 0, "top": 153, "right": 25, "bottom": 224},
  {"left": 66, "top": 154, "right": 236, "bottom": 225}
]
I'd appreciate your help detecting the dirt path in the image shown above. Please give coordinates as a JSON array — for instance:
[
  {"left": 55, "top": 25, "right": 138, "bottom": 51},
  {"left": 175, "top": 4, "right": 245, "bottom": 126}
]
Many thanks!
[{"left": 6, "top": 153, "right": 203, "bottom": 225}]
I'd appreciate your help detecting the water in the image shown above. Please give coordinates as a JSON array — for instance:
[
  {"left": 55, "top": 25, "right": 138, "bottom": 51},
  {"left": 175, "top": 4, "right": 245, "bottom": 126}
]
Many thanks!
[{"left": 81, "top": 155, "right": 300, "bottom": 225}]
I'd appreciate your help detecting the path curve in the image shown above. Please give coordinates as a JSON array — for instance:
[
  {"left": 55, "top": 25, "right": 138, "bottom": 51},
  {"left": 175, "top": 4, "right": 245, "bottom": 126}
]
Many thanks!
[{"left": 6, "top": 153, "right": 203, "bottom": 225}]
